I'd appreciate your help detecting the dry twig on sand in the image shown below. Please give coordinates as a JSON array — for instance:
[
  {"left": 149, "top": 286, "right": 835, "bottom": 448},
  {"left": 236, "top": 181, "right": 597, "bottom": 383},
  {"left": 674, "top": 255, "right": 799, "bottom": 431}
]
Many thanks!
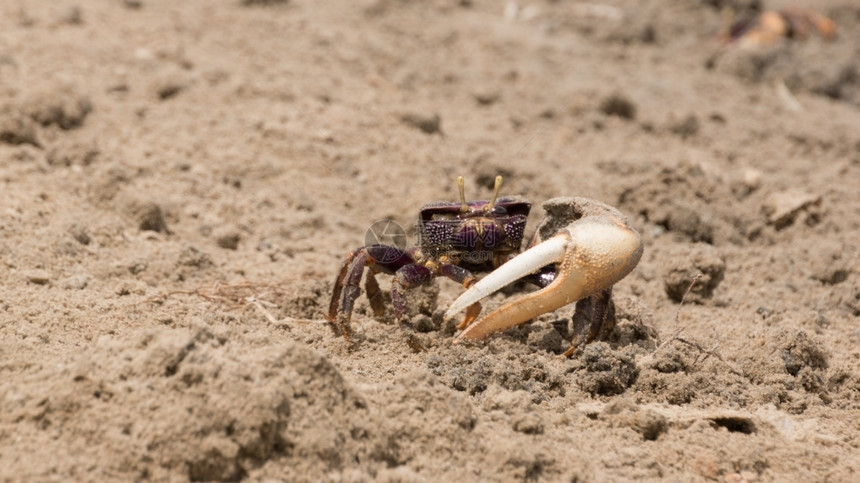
[
  {"left": 642, "top": 275, "right": 742, "bottom": 375},
  {"left": 144, "top": 281, "right": 325, "bottom": 327}
]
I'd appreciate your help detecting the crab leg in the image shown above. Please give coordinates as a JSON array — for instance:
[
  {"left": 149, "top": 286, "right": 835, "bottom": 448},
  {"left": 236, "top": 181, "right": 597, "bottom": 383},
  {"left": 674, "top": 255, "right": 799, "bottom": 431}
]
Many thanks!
[
  {"left": 327, "top": 245, "right": 417, "bottom": 340},
  {"left": 445, "top": 217, "right": 643, "bottom": 341}
]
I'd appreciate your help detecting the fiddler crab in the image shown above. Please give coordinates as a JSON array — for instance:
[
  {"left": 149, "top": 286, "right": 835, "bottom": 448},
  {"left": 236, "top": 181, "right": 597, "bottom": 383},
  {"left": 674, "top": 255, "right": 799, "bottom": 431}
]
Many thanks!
[{"left": 327, "top": 176, "right": 643, "bottom": 356}]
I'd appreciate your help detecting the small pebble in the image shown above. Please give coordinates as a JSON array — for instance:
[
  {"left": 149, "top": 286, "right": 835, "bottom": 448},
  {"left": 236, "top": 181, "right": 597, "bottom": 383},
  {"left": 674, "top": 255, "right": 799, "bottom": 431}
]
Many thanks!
[
  {"left": 473, "top": 89, "right": 500, "bottom": 106},
  {"left": 756, "top": 306, "right": 773, "bottom": 318},
  {"left": 68, "top": 224, "right": 91, "bottom": 245},
  {"left": 512, "top": 412, "right": 545, "bottom": 435},
  {"left": 413, "top": 314, "right": 436, "bottom": 333},
  {"left": 115, "top": 280, "right": 146, "bottom": 296},
  {"left": 669, "top": 114, "right": 699, "bottom": 138},
  {"left": 216, "top": 232, "right": 241, "bottom": 250},
  {"left": 136, "top": 202, "right": 168, "bottom": 232},
  {"left": 763, "top": 189, "right": 822, "bottom": 229},
  {"left": 743, "top": 168, "right": 763, "bottom": 190},
  {"left": 399, "top": 111, "right": 441, "bottom": 134},
  {"left": 599, "top": 92, "right": 637, "bottom": 120},
  {"left": 0, "top": 108, "right": 40, "bottom": 147},
  {"left": 60, "top": 6, "right": 83, "bottom": 25},
  {"left": 24, "top": 269, "right": 51, "bottom": 285},
  {"left": 154, "top": 80, "right": 185, "bottom": 100},
  {"left": 63, "top": 274, "right": 90, "bottom": 290}
]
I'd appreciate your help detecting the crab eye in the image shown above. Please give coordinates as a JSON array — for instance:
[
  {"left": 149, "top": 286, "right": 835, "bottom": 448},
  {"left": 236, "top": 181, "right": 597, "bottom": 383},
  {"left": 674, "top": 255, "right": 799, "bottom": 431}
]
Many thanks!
[{"left": 489, "top": 205, "right": 507, "bottom": 215}]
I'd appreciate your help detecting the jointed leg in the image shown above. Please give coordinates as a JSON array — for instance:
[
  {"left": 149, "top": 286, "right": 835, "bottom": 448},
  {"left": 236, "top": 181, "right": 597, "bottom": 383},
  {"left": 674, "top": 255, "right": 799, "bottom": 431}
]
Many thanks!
[
  {"left": 439, "top": 264, "right": 482, "bottom": 330},
  {"left": 327, "top": 251, "right": 357, "bottom": 325},
  {"left": 565, "top": 287, "right": 616, "bottom": 357},
  {"left": 327, "top": 245, "right": 416, "bottom": 341},
  {"left": 365, "top": 271, "right": 385, "bottom": 317},
  {"left": 332, "top": 250, "right": 374, "bottom": 340},
  {"left": 391, "top": 264, "right": 433, "bottom": 330},
  {"left": 525, "top": 265, "right": 557, "bottom": 289}
]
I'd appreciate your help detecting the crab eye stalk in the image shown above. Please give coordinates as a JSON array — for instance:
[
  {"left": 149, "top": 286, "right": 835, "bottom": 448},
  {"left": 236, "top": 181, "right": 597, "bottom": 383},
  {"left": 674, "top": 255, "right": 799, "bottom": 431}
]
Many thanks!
[
  {"left": 457, "top": 176, "right": 470, "bottom": 213},
  {"left": 485, "top": 175, "right": 503, "bottom": 212}
]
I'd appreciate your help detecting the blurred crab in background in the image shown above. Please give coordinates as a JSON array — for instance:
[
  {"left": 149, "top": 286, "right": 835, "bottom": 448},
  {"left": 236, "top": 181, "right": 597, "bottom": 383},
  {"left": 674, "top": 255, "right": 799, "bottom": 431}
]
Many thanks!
[
  {"left": 327, "top": 176, "right": 643, "bottom": 356},
  {"left": 719, "top": 6, "right": 836, "bottom": 47}
]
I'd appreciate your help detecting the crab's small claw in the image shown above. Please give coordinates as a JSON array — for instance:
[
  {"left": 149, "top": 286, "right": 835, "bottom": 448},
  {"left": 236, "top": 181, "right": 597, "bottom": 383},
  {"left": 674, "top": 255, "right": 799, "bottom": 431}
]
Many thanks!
[{"left": 445, "top": 215, "right": 643, "bottom": 341}]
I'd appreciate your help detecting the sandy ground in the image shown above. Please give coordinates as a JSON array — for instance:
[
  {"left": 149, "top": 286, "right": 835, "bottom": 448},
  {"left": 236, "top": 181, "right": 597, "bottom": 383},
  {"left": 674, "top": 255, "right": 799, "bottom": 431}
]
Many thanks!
[{"left": 1, "top": 0, "right": 859, "bottom": 481}]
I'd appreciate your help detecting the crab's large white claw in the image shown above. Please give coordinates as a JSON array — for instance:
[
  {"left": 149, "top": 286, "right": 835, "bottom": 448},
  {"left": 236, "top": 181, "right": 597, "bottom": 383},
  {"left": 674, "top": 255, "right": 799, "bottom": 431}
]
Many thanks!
[{"left": 446, "top": 216, "right": 643, "bottom": 341}]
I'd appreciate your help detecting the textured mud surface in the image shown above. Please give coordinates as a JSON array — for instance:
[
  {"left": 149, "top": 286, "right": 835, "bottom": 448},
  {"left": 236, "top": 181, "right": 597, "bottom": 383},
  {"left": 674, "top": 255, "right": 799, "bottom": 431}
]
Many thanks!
[{"left": 1, "top": 0, "right": 859, "bottom": 481}]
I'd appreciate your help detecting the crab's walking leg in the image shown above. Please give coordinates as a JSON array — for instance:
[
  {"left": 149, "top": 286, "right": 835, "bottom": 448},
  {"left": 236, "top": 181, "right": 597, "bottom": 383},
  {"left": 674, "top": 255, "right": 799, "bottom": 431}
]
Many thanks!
[
  {"left": 327, "top": 252, "right": 355, "bottom": 325},
  {"left": 391, "top": 264, "right": 433, "bottom": 330},
  {"left": 365, "top": 272, "right": 385, "bottom": 317},
  {"left": 390, "top": 262, "right": 483, "bottom": 331},
  {"left": 439, "top": 264, "right": 482, "bottom": 330},
  {"left": 445, "top": 218, "right": 642, "bottom": 342},
  {"left": 327, "top": 245, "right": 415, "bottom": 340},
  {"left": 565, "top": 287, "right": 615, "bottom": 357},
  {"left": 332, "top": 250, "right": 373, "bottom": 340}
]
